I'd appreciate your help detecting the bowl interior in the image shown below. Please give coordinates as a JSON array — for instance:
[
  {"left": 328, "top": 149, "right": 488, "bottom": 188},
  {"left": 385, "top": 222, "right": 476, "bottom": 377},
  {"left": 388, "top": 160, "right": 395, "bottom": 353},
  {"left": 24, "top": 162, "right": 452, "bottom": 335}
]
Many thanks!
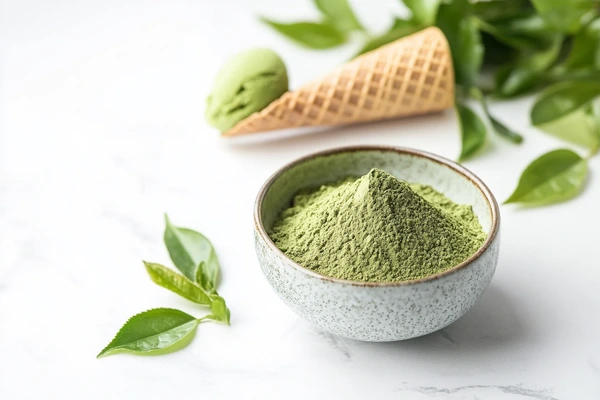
[{"left": 259, "top": 148, "right": 494, "bottom": 238}]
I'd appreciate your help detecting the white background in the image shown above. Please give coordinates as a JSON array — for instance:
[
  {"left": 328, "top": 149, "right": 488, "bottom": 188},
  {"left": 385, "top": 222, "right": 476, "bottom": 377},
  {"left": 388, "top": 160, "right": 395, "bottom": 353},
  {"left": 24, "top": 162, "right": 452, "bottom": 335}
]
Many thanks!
[{"left": 0, "top": 1, "right": 599, "bottom": 399}]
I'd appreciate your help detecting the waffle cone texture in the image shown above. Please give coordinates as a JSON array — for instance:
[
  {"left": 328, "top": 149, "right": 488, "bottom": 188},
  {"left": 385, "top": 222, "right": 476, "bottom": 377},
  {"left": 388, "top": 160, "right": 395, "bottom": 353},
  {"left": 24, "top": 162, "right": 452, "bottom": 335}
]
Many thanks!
[{"left": 223, "top": 27, "right": 455, "bottom": 137}]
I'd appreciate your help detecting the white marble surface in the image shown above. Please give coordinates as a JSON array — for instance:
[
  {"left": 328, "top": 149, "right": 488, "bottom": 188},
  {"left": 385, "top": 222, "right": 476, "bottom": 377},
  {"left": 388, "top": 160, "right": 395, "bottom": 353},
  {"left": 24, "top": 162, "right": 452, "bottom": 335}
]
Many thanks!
[{"left": 1, "top": 1, "right": 599, "bottom": 399}]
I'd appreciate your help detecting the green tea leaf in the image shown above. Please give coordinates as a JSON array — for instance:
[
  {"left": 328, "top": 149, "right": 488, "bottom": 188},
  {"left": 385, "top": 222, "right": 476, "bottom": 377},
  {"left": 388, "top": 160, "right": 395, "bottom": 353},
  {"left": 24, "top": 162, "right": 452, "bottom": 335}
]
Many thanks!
[
  {"left": 476, "top": 18, "right": 538, "bottom": 49},
  {"left": 208, "top": 294, "right": 231, "bottom": 325},
  {"left": 488, "top": 114, "right": 524, "bottom": 144},
  {"left": 531, "top": 0, "right": 595, "bottom": 33},
  {"left": 197, "top": 250, "right": 220, "bottom": 292},
  {"left": 457, "top": 102, "right": 487, "bottom": 161},
  {"left": 505, "top": 149, "right": 588, "bottom": 205},
  {"left": 355, "top": 19, "right": 420, "bottom": 56},
  {"left": 473, "top": 0, "right": 532, "bottom": 22},
  {"left": 494, "top": 14, "right": 553, "bottom": 37},
  {"left": 547, "top": 69, "right": 600, "bottom": 83},
  {"left": 143, "top": 261, "right": 211, "bottom": 305},
  {"left": 164, "top": 214, "right": 220, "bottom": 292},
  {"left": 437, "top": 0, "right": 483, "bottom": 88},
  {"left": 97, "top": 309, "right": 199, "bottom": 358},
  {"left": 535, "top": 74, "right": 600, "bottom": 151},
  {"left": 482, "top": 101, "right": 524, "bottom": 144},
  {"left": 391, "top": 17, "right": 417, "bottom": 30},
  {"left": 471, "top": 88, "right": 523, "bottom": 143},
  {"left": 314, "top": 0, "right": 364, "bottom": 33},
  {"left": 562, "top": 18, "right": 600, "bottom": 70},
  {"left": 589, "top": 99, "right": 600, "bottom": 148},
  {"left": 260, "top": 18, "right": 346, "bottom": 49},
  {"left": 536, "top": 106, "right": 600, "bottom": 150},
  {"left": 591, "top": 98, "right": 600, "bottom": 123},
  {"left": 480, "top": 31, "right": 519, "bottom": 69},
  {"left": 531, "top": 80, "right": 600, "bottom": 125},
  {"left": 496, "top": 34, "right": 562, "bottom": 97},
  {"left": 194, "top": 249, "right": 220, "bottom": 292},
  {"left": 404, "top": 0, "right": 442, "bottom": 26}
]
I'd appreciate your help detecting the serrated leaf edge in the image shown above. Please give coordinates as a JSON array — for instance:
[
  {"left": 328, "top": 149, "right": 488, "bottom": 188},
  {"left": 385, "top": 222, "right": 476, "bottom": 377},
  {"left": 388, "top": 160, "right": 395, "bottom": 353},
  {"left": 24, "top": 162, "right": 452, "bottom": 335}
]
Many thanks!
[{"left": 97, "top": 308, "right": 196, "bottom": 358}]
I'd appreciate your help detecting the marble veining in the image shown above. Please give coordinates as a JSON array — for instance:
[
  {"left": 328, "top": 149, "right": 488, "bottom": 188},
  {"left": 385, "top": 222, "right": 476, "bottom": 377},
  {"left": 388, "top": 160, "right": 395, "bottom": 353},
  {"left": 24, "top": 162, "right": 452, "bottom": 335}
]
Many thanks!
[
  {"left": 398, "top": 384, "right": 560, "bottom": 400},
  {"left": 315, "top": 330, "right": 353, "bottom": 361}
]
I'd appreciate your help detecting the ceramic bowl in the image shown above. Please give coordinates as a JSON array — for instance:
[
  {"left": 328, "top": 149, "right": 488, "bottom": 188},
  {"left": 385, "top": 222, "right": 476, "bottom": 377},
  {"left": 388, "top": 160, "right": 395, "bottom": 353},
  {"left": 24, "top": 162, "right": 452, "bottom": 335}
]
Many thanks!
[{"left": 254, "top": 146, "right": 500, "bottom": 342}]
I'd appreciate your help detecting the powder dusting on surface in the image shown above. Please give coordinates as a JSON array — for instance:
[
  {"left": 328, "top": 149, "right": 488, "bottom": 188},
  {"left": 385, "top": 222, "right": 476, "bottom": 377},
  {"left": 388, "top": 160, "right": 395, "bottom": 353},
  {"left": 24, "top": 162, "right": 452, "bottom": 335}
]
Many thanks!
[{"left": 269, "top": 168, "right": 486, "bottom": 283}]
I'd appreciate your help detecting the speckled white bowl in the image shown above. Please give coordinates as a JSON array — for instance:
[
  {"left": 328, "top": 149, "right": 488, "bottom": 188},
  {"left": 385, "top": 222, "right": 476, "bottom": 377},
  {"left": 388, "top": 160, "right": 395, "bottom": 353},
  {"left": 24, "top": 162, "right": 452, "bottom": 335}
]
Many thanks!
[{"left": 254, "top": 146, "right": 500, "bottom": 342}]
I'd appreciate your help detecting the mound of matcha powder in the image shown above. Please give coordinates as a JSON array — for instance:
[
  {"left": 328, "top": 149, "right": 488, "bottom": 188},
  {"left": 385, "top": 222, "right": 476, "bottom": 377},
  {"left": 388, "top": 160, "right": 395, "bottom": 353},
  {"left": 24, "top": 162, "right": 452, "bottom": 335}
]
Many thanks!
[{"left": 269, "top": 168, "right": 486, "bottom": 283}]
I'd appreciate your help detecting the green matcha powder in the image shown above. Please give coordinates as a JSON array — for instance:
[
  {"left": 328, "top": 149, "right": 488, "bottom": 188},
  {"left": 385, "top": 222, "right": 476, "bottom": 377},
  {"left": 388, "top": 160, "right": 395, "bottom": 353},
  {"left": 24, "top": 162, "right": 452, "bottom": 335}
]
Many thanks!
[{"left": 269, "top": 168, "right": 486, "bottom": 283}]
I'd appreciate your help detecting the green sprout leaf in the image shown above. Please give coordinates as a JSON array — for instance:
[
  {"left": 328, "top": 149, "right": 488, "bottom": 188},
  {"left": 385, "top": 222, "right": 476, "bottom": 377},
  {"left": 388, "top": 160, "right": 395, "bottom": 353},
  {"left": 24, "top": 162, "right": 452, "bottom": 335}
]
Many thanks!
[
  {"left": 505, "top": 149, "right": 588, "bottom": 206},
  {"left": 164, "top": 214, "right": 220, "bottom": 292},
  {"left": 436, "top": 0, "right": 483, "bottom": 89},
  {"left": 260, "top": 18, "right": 346, "bottom": 49},
  {"left": 314, "top": 0, "right": 364, "bottom": 33},
  {"left": 144, "top": 261, "right": 212, "bottom": 305},
  {"left": 355, "top": 18, "right": 420, "bottom": 56},
  {"left": 404, "top": 0, "right": 442, "bottom": 26},
  {"left": 97, "top": 309, "right": 199, "bottom": 358},
  {"left": 531, "top": 0, "right": 595, "bottom": 33},
  {"left": 457, "top": 102, "right": 487, "bottom": 161},
  {"left": 208, "top": 294, "right": 231, "bottom": 325}
]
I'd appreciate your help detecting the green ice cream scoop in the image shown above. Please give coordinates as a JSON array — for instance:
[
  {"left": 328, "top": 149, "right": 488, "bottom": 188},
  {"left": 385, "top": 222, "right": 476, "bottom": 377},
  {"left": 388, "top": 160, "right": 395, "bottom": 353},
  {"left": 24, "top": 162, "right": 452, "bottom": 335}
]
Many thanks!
[{"left": 205, "top": 48, "right": 289, "bottom": 132}]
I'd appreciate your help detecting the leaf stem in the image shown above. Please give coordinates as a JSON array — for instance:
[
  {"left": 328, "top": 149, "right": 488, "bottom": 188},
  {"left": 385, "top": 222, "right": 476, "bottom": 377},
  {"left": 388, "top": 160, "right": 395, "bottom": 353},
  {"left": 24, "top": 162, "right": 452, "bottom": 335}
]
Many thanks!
[
  {"left": 472, "top": 87, "right": 524, "bottom": 144},
  {"left": 586, "top": 147, "right": 599, "bottom": 159},
  {"left": 197, "top": 314, "right": 230, "bottom": 325},
  {"left": 470, "top": 87, "right": 484, "bottom": 101}
]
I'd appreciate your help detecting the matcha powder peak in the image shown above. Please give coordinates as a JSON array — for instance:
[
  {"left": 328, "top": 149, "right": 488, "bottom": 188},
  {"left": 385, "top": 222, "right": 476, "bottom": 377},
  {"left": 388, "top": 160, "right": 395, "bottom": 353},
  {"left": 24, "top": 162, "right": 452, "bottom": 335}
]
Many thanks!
[{"left": 269, "top": 168, "right": 486, "bottom": 283}]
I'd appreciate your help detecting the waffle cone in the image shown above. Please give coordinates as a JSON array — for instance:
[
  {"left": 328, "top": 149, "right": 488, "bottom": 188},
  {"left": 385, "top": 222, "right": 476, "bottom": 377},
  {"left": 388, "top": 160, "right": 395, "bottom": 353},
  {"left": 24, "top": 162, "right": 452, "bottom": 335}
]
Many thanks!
[{"left": 223, "top": 27, "right": 454, "bottom": 137}]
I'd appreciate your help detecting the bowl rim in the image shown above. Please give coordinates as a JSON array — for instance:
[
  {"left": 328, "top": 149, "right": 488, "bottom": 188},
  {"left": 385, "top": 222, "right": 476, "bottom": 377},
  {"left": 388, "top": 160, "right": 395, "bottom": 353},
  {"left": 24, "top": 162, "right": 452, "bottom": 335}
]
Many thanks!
[{"left": 254, "top": 145, "right": 500, "bottom": 287}]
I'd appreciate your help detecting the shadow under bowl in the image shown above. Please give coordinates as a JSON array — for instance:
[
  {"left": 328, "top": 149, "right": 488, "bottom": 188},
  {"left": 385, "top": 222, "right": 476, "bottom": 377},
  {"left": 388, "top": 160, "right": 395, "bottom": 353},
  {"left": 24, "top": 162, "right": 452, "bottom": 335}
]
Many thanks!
[{"left": 254, "top": 146, "right": 500, "bottom": 342}]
